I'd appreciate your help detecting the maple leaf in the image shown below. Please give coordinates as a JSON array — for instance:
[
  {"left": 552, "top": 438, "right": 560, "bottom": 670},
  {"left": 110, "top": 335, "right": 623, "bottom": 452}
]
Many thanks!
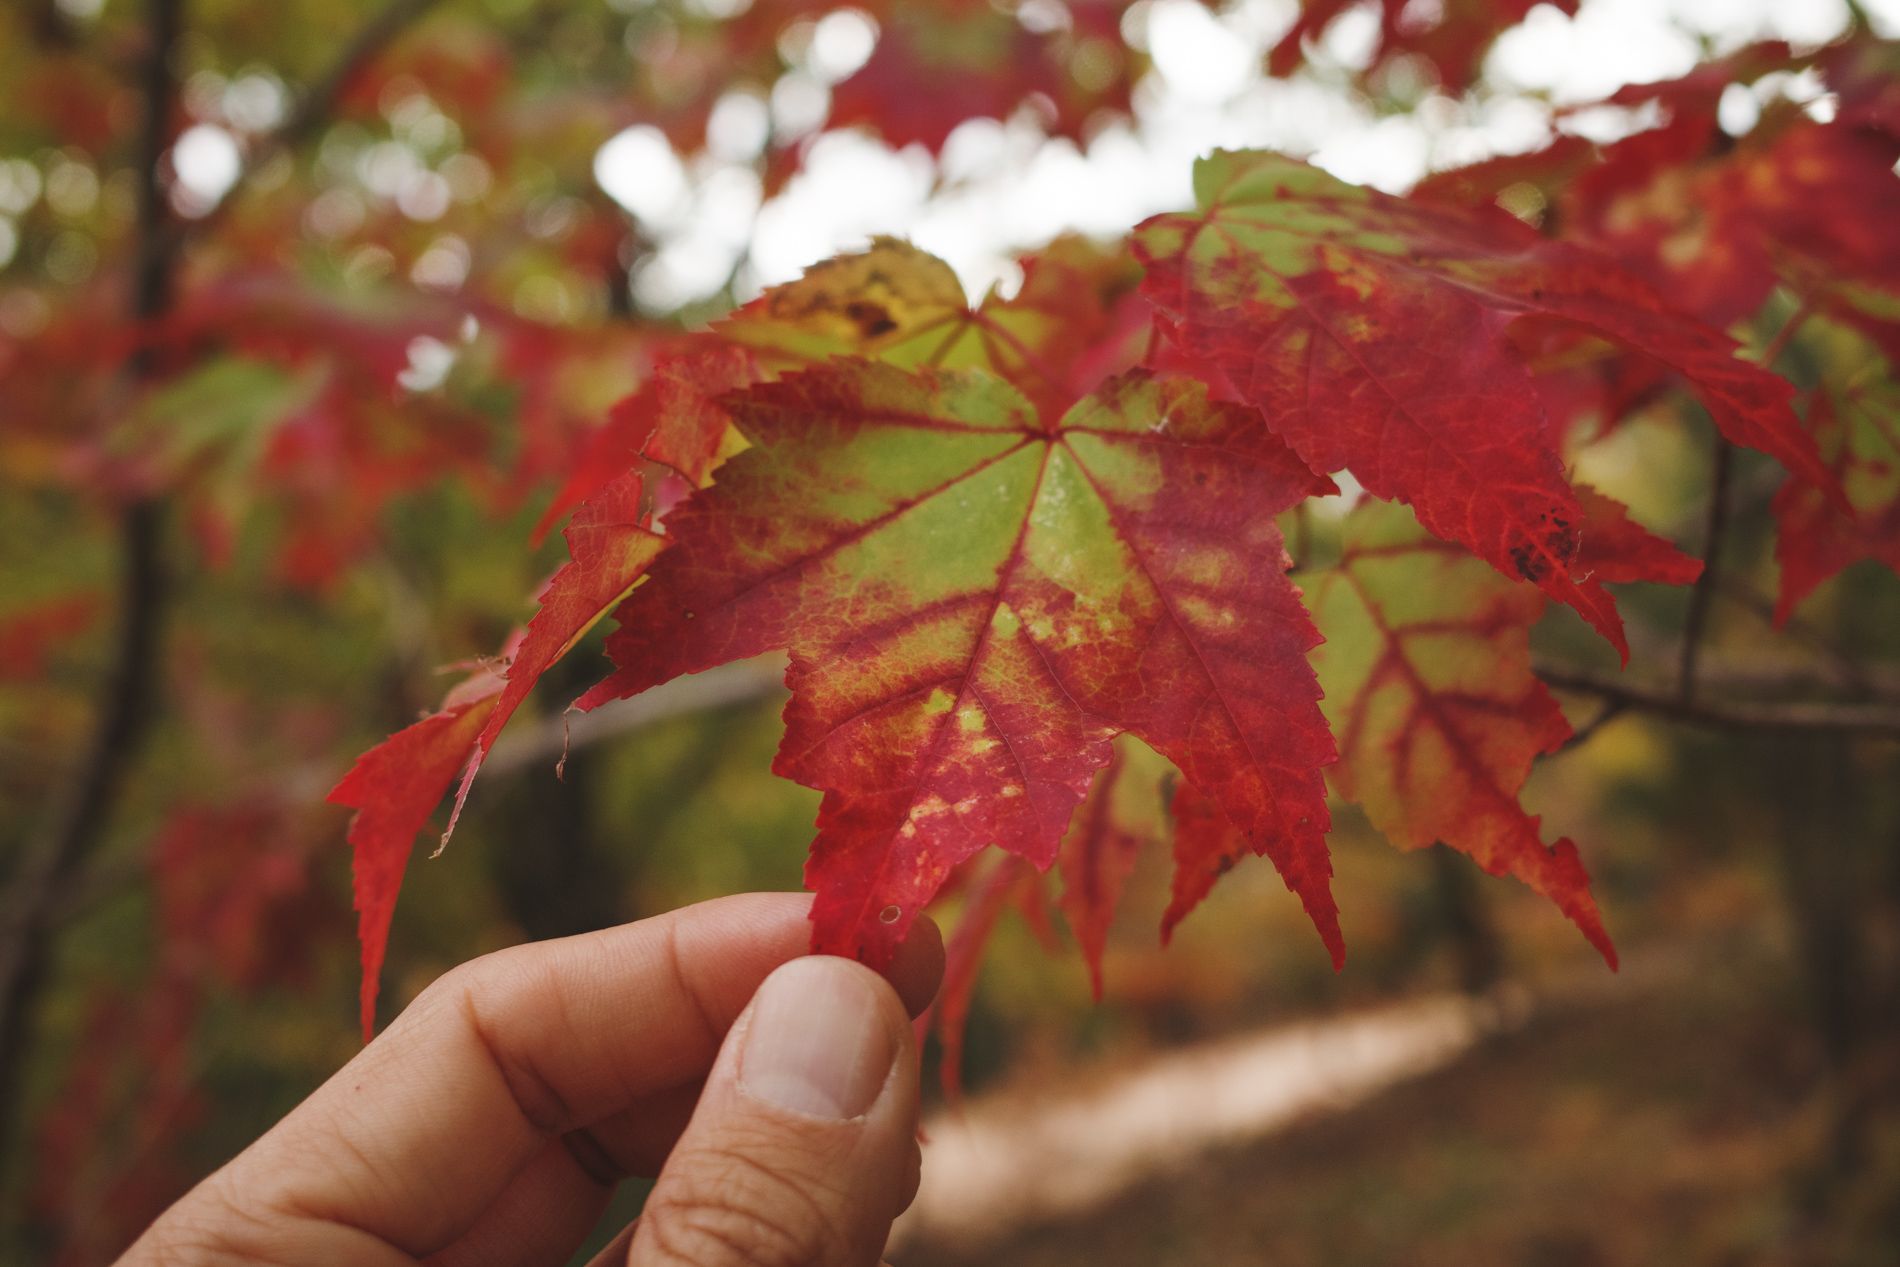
[
  {"left": 538, "top": 236, "right": 1140, "bottom": 538},
  {"left": 1574, "top": 484, "right": 1703, "bottom": 587},
  {"left": 1773, "top": 322, "right": 1900, "bottom": 620},
  {"left": 534, "top": 342, "right": 760, "bottom": 541},
  {"left": 1823, "top": 35, "right": 1900, "bottom": 134},
  {"left": 442, "top": 471, "right": 665, "bottom": 841},
  {"left": 1731, "top": 123, "right": 1900, "bottom": 337},
  {"left": 324, "top": 466, "right": 671, "bottom": 1042},
  {"left": 1308, "top": 500, "right": 1615, "bottom": 965},
  {"left": 340, "top": 237, "right": 1153, "bottom": 998},
  {"left": 933, "top": 856, "right": 1035, "bottom": 1100},
  {"left": 324, "top": 483, "right": 666, "bottom": 1010},
  {"left": 1057, "top": 738, "right": 1173, "bottom": 996},
  {"left": 1410, "top": 134, "right": 1599, "bottom": 218},
  {"left": 1575, "top": 118, "right": 1900, "bottom": 338},
  {"left": 327, "top": 661, "right": 505, "bottom": 1036},
  {"left": 723, "top": 234, "right": 1148, "bottom": 420},
  {"left": 1420, "top": 110, "right": 1900, "bottom": 465},
  {"left": 1159, "top": 776, "right": 1251, "bottom": 945},
  {"left": 835, "top": 235, "right": 1150, "bottom": 422},
  {"left": 579, "top": 362, "right": 1342, "bottom": 969},
  {"left": 1134, "top": 150, "right": 1826, "bottom": 658},
  {"left": 717, "top": 237, "right": 975, "bottom": 368},
  {"left": 1594, "top": 40, "right": 1807, "bottom": 116}
]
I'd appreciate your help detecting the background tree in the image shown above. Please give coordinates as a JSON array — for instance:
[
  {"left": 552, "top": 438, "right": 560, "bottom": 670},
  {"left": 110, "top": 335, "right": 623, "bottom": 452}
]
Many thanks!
[{"left": 3, "top": 1, "right": 1899, "bottom": 1263}]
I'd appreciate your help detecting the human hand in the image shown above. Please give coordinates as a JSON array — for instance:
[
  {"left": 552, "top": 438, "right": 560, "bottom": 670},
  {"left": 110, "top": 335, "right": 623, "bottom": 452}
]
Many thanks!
[{"left": 121, "top": 892, "right": 945, "bottom": 1267}]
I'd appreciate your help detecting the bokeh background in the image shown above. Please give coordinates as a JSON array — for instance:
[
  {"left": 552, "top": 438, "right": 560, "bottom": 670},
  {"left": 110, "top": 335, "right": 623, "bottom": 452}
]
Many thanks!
[{"left": 4, "top": 0, "right": 1900, "bottom": 1262}]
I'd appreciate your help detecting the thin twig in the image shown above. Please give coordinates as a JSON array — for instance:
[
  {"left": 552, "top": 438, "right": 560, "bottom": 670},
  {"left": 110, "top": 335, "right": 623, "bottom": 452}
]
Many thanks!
[
  {"left": 1538, "top": 665, "right": 1900, "bottom": 740},
  {"left": 1676, "top": 434, "right": 1733, "bottom": 702},
  {"left": 486, "top": 657, "right": 788, "bottom": 779},
  {"left": 1674, "top": 298, "right": 1815, "bottom": 703},
  {"left": 1556, "top": 700, "right": 1627, "bottom": 752}
]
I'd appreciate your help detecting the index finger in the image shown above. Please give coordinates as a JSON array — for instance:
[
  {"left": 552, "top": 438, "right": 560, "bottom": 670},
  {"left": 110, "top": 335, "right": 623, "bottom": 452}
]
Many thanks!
[{"left": 213, "top": 892, "right": 943, "bottom": 1258}]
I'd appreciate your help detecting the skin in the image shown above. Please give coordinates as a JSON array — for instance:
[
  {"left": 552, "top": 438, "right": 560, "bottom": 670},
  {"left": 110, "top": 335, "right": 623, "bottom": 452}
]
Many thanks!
[{"left": 119, "top": 892, "right": 945, "bottom": 1267}]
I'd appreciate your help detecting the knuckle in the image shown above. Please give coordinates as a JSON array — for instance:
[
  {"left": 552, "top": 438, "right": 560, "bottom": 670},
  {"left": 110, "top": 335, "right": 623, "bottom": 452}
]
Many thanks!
[
  {"left": 411, "top": 948, "right": 502, "bottom": 1012},
  {"left": 399, "top": 957, "right": 477, "bottom": 1025},
  {"left": 412, "top": 949, "right": 579, "bottom": 1136},
  {"left": 130, "top": 1168, "right": 297, "bottom": 1266},
  {"left": 642, "top": 1140, "right": 853, "bottom": 1267}
]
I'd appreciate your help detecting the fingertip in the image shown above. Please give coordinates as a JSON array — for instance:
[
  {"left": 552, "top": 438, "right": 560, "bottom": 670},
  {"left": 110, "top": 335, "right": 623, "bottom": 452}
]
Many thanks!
[
  {"left": 630, "top": 953, "right": 924, "bottom": 1266},
  {"left": 739, "top": 956, "right": 904, "bottom": 1120}
]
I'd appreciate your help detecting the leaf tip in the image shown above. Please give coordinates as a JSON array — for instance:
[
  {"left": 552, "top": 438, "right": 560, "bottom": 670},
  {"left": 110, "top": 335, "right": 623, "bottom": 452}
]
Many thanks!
[{"left": 1590, "top": 924, "right": 1620, "bottom": 973}]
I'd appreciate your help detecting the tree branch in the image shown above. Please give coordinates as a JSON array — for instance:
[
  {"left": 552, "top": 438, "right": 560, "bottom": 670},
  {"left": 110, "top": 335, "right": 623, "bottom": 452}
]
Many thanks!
[
  {"left": 1539, "top": 665, "right": 1900, "bottom": 740},
  {"left": 1555, "top": 699, "right": 1626, "bottom": 752},
  {"left": 0, "top": 0, "right": 446, "bottom": 1194},
  {"left": 486, "top": 657, "right": 789, "bottom": 780},
  {"left": 0, "top": 0, "right": 182, "bottom": 1194}
]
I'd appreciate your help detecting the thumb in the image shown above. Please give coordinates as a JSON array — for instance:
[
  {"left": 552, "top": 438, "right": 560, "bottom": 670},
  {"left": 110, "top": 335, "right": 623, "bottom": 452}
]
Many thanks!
[{"left": 627, "top": 954, "right": 923, "bottom": 1267}]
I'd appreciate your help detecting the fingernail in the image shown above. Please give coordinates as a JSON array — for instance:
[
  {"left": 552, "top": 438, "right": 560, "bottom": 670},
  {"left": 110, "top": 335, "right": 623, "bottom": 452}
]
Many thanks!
[{"left": 740, "top": 956, "right": 896, "bottom": 1120}]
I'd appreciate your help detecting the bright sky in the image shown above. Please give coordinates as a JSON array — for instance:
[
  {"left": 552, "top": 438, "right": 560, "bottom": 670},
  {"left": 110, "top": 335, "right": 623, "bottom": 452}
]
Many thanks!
[
  {"left": 594, "top": 0, "right": 1900, "bottom": 312},
  {"left": 153, "top": 0, "right": 1900, "bottom": 316}
]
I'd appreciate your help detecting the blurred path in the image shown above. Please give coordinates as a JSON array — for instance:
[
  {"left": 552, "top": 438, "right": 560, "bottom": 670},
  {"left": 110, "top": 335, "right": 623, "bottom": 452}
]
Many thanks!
[{"left": 891, "top": 988, "right": 1531, "bottom": 1255}]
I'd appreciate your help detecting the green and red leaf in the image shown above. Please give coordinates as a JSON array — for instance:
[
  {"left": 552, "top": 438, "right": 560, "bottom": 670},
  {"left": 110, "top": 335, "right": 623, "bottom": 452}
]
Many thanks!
[
  {"left": 581, "top": 362, "right": 1341, "bottom": 968},
  {"left": 1309, "top": 500, "right": 1616, "bottom": 966}
]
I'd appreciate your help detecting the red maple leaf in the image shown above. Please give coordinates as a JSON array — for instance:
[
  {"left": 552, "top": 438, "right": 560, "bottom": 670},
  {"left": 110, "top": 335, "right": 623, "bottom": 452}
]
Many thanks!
[
  {"left": 327, "top": 659, "right": 506, "bottom": 1035},
  {"left": 1574, "top": 484, "right": 1703, "bottom": 588},
  {"left": 1057, "top": 739, "right": 1172, "bottom": 995},
  {"left": 442, "top": 470, "right": 666, "bottom": 840},
  {"left": 1135, "top": 150, "right": 1826, "bottom": 659}
]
